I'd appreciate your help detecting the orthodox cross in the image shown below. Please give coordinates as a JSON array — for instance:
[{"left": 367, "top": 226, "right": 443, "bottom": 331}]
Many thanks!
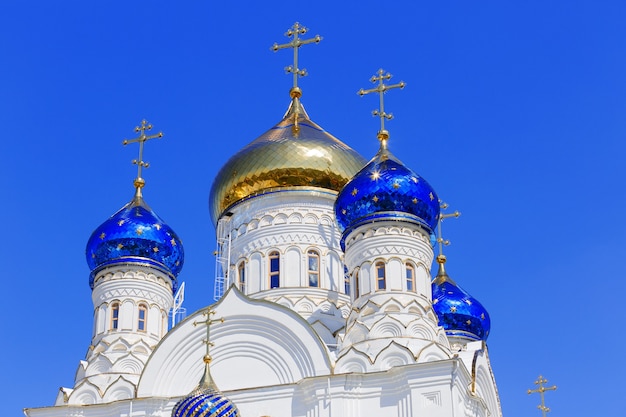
[
  {"left": 527, "top": 375, "right": 557, "bottom": 417},
  {"left": 193, "top": 307, "right": 225, "bottom": 365},
  {"left": 437, "top": 201, "right": 461, "bottom": 257},
  {"left": 271, "top": 22, "right": 322, "bottom": 92},
  {"left": 122, "top": 119, "right": 163, "bottom": 188},
  {"left": 357, "top": 69, "right": 405, "bottom": 141}
]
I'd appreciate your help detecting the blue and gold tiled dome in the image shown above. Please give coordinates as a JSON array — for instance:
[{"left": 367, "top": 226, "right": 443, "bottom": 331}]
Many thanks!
[
  {"left": 85, "top": 189, "right": 184, "bottom": 289},
  {"left": 335, "top": 139, "right": 440, "bottom": 238},
  {"left": 432, "top": 255, "right": 491, "bottom": 341},
  {"left": 209, "top": 94, "right": 366, "bottom": 225},
  {"left": 171, "top": 387, "right": 240, "bottom": 417}
]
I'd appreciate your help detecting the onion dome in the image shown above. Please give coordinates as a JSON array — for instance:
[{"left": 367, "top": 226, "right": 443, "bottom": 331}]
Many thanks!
[
  {"left": 86, "top": 186, "right": 184, "bottom": 289},
  {"left": 209, "top": 89, "right": 366, "bottom": 224},
  {"left": 432, "top": 255, "right": 490, "bottom": 341},
  {"left": 335, "top": 137, "right": 440, "bottom": 237},
  {"left": 171, "top": 386, "right": 240, "bottom": 417}
]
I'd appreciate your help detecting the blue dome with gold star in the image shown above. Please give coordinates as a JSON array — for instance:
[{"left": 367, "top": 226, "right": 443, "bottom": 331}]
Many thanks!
[
  {"left": 432, "top": 255, "right": 490, "bottom": 341},
  {"left": 335, "top": 141, "right": 440, "bottom": 238},
  {"left": 171, "top": 386, "right": 240, "bottom": 417},
  {"left": 85, "top": 189, "right": 184, "bottom": 289}
]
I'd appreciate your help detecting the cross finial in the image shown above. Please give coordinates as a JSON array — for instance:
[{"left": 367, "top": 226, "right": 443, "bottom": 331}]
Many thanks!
[
  {"left": 193, "top": 307, "right": 225, "bottom": 389},
  {"left": 122, "top": 119, "right": 163, "bottom": 190},
  {"left": 436, "top": 201, "right": 461, "bottom": 261},
  {"left": 357, "top": 69, "right": 405, "bottom": 144},
  {"left": 528, "top": 375, "right": 557, "bottom": 417},
  {"left": 271, "top": 22, "right": 322, "bottom": 97}
]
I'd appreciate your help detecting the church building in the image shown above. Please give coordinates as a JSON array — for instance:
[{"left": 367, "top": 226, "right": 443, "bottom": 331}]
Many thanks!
[{"left": 25, "top": 23, "right": 501, "bottom": 417}]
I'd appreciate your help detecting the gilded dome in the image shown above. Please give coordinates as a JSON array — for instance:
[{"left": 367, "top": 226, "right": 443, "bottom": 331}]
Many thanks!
[{"left": 209, "top": 97, "right": 366, "bottom": 224}]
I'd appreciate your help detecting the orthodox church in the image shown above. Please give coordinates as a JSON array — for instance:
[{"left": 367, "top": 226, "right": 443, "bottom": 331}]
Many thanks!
[{"left": 25, "top": 23, "right": 501, "bottom": 417}]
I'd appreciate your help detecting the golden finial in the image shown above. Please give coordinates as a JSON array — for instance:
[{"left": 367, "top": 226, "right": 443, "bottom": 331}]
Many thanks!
[
  {"left": 271, "top": 22, "right": 322, "bottom": 95},
  {"left": 528, "top": 375, "right": 557, "bottom": 417},
  {"left": 193, "top": 307, "right": 225, "bottom": 389},
  {"left": 357, "top": 69, "right": 405, "bottom": 145},
  {"left": 122, "top": 119, "right": 163, "bottom": 190},
  {"left": 436, "top": 201, "right": 461, "bottom": 261}
]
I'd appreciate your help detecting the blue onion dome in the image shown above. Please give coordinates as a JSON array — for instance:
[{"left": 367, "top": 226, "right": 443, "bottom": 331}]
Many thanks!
[
  {"left": 432, "top": 255, "right": 491, "bottom": 341},
  {"left": 172, "top": 355, "right": 240, "bottom": 417},
  {"left": 86, "top": 186, "right": 184, "bottom": 289},
  {"left": 209, "top": 88, "right": 366, "bottom": 225},
  {"left": 334, "top": 137, "right": 440, "bottom": 236}
]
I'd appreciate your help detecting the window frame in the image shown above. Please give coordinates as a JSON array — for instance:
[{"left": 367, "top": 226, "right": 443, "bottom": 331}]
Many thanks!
[
  {"left": 376, "top": 261, "right": 386, "bottom": 291},
  {"left": 110, "top": 302, "right": 120, "bottom": 330},
  {"left": 406, "top": 263, "right": 416, "bottom": 293},
  {"left": 269, "top": 251, "right": 280, "bottom": 289},
  {"left": 307, "top": 249, "right": 320, "bottom": 287},
  {"left": 138, "top": 303, "right": 147, "bottom": 332},
  {"left": 238, "top": 261, "right": 246, "bottom": 293}
]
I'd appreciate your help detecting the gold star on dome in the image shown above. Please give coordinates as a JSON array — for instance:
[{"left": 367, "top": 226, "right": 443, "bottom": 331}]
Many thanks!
[
  {"left": 465, "top": 299, "right": 472, "bottom": 305},
  {"left": 433, "top": 299, "right": 439, "bottom": 304},
  {"left": 342, "top": 209, "right": 347, "bottom": 214},
  {"left": 170, "top": 238, "right": 176, "bottom": 246},
  {"left": 153, "top": 247, "right": 159, "bottom": 253},
  {"left": 175, "top": 261, "right": 180, "bottom": 266},
  {"left": 481, "top": 313, "right": 485, "bottom": 320},
  {"left": 91, "top": 253, "right": 96, "bottom": 258},
  {"left": 392, "top": 182, "right": 400, "bottom": 189},
  {"left": 429, "top": 192, "right": 435, "bottom": 201},
  {"left": 373, "top": 196, "right": 379, "bottom": 203},
  {"left": 371, "top": 171, "right": 380, "bottom": 181},
  {"left": 99, "top": 232, "right": 106, "bottom": 240},
  {"left": 412, "top": 198, "right": 418, "bottom": 204},
  {"left": 450, "top": 306, "right": 457, "bottom": 313},
  {"left": 118, "top": 219, "right": 125, "bottom": 226},
  {"left": 351, "top": 188, "right": 358, "bottom": 196},
  {"left": 117, "top": 243, "right": 124, "bottom": 250},
  {"left": 155, "top": 224, "right": 161, "bottom": 230},
  {"left": 412, "top": 177, "right": 418, "bottom": 183},
  {"left": 466, "top": 320, "right": 472, "bottom": 325},
  {"left": 136, "top": 228, "right": 143, "bottom": 235}
]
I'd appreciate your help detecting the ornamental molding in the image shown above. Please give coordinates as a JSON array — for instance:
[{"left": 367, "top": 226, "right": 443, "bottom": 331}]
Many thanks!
[
  {"left": 93, "top": 268, "right": 173, "bottom": 292},
  {"left": 96, "top": 286, "right": 171, "bottom": 307}
]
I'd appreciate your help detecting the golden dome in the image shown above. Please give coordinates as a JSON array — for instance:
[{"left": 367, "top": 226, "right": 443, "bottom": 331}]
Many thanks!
[{"left": 209, "top": 97, "right": 366, "bottom": 224}]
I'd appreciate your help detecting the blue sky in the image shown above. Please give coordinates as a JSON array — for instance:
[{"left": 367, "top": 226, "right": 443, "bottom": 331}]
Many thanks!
[{"left": 2, "top": 1, "right": 625, "bottom": 416}]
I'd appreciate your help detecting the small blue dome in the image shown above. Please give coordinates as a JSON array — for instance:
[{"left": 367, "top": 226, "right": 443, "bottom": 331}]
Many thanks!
[
  {"left": 86, "top": 190, "right": 184, "bottom": 288},
  {"left": 171, "top": 387, "right": 240, "bottom": 417},
  {"left": 335, "top": 142, "right": 440, "bottom": 237},
  {"left": 432, "top": 256, "right": 490, "bottom": 341}
]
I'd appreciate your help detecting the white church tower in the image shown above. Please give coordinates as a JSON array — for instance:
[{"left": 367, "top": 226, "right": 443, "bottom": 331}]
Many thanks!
[
  {"left": 209, "top": 24, "right": 366, "bottom": 347},
  {"left": 58, "top": 121, "right": 185, "bottom": 406}
]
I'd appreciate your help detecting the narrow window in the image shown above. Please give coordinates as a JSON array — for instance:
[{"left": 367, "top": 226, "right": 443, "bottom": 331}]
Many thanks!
[
  {"left": 376, "top": 261, "right": 386, "bottom": 290},
  {"left": 238, "top": 261, "right": 246, "bottom": 293},
  {"left": 354, "top": 269, "right": 360, "bottom": 298},
  {"left": 269, "top": 251, "right": 280, "bottom": 289},
  {"left": 406, "top": 263, "right": 415, "bottom": 292},
  {"left": 138, "top": 304, "right": 147, "bottom": 331},
  {"left": 344, "top": 266, "right": 351, "bottom": 296},
  {"left": 111, "top": 302, "right": 120, "bottom": 330},
  {"left": 308, "top": 250, "right": 320, "bottom": 287}
]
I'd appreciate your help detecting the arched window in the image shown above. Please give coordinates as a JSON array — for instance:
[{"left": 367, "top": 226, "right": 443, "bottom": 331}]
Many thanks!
[
  {"left": 138, "top": 304, "right": 147, "bottom": 332},
  {"left": 406, "top": 263, "right": 415, "bottom": 292},
  {"left": 344, "top": 266, "right": 350, "bottom": 296},
  {"left": 354, "top": 269, "right": 360, "bottom": 298},
  {"left": 238, "top": 261, "right": 246, "bottom": 293},
  {"left": 307, "top": 250, "right": 320, "bottom": 287},
  {"left": 269, "top": 251, "right": 280, "bottom": 289},
  {"left": 110, "top": 302, "right": 120, "bottom": 330},
  {"left": 376, "top": 261, "right": 386, "bottom": 290}
]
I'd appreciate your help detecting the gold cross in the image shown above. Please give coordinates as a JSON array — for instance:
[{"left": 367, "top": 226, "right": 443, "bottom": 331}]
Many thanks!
[
  {"left": 527, "top": 375, "right": 557, "bottom": 417},
  {"left": 437, "top": 201, "right": 461, "bottom": 257},
  {"left": 122, "top": 120, "right": 163, "bottom": 188},
  {"left": 357, "top": 69, "right": 405, "bottom": 142},
  {"left": 271, "top": 22, "right": 322, "bottom": 94},
  {"left": 193, "top": 307, "right": 225, "bottom": 365}
]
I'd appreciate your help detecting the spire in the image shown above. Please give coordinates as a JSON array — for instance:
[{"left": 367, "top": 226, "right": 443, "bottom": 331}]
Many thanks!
[
  {"left": 122, "top": 119, "right": 163, "bottom": 194},
  {"left": 435, "top": 201, "right": 460, "bottom": 279},
  {"left": 192, "top": 307, "right": 225, "bottom": 390},
  {"left": 357, "top": 68, "right": 405, "bottom": 146}
]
